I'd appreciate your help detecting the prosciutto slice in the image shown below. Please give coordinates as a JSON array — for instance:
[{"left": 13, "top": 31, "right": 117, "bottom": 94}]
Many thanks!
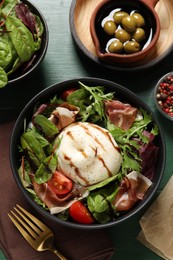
[
  {"left": 31, "top": 176, "right": 89, "bottom": 214},
  {"left": 112, "top": 171, "right": 152, "bottom": 211},
  {"left": 49, "top": 102, "right": 80, "bottom": 130},
  {"left": 105, "top": 100, "right": 138, "bottom": 130}
]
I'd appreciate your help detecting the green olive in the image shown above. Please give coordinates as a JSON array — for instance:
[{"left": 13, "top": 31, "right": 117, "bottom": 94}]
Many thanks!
[
  {"left": 132, "top": 28, "right": 145, "bottom": 42},
  {"left": 103, "top": 20, "right": 116, "bottom": 35},
  {"left": 124, "top": 41, "right": 140, "bottom": 54},
  {"left": 115, "top": 29, "right": 131, "bottom": 43},
  {"left": 122, "top": 15, "right": 136, "bottom": 32},
  {"left": 113, "top": 11, "right": 129, "bottom": 24},
  {"left": 131, "top": 13, "right": 145, "bottom": 27},
  {"left": 108, "top": 39, "right": 123, "bottom": 53}
]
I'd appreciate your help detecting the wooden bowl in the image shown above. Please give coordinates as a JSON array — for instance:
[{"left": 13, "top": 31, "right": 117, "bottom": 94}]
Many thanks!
[
  {"left": 69, "top": 0, "right": 173, "bottom": 71},
  {"left": 90, "top": 0, "right": 160, "bottom": 65}
]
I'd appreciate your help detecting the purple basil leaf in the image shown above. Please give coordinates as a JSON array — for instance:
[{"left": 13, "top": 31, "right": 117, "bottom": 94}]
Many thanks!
[
  {"left": 15, "top": 3, "right": 36, "bottom": 35},
  {"left": 140, "top": 143, "right": 159, "bottom": 180}
]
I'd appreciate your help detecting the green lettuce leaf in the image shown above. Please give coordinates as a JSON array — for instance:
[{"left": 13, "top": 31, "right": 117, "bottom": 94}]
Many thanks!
[
  {"left": 87, "top": 183, "right": 119, "bottom": 223},
  {"left": 34, "top": 155, "right": 57, "bottom": 184}
]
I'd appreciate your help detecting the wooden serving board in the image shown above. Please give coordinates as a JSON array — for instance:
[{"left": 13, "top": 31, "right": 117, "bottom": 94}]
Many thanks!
[{"left": 70, "top": 0, "right": 173, "bottom": 71}]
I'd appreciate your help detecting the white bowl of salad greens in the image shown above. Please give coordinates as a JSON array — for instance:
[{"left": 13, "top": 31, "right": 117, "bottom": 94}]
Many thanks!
[
  {"left": 0, "top": 0, "right": 48, "bottom": 89},
  {"left": 10, "top": 78, "right": 165, "bottom": 229}
]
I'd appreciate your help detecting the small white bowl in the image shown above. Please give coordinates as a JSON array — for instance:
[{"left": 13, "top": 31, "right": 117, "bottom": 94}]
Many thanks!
[{"left": 154, "top": 72, "right": 173, "bottom": 121}]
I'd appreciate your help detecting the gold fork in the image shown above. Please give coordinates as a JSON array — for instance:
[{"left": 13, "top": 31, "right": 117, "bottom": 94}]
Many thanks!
[{"left": 8, "top": 204, "right": 67, "bottom": 260}]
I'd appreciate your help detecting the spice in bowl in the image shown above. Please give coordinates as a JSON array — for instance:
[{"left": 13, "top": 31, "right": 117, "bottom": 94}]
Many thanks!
[{"left": 154, "top": 72, "right": 173, "bottom": 120}]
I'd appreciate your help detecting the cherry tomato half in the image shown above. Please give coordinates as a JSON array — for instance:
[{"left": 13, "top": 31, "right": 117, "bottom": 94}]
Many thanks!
[
  {"left": 69, "top": 201, "right": 95, "bottom": 224},
  {"left": 47, "top": 171, "right": 73, "bottom": 195},
  {"left": 61, "top": 88, "right": 78, "bottom": 100}
]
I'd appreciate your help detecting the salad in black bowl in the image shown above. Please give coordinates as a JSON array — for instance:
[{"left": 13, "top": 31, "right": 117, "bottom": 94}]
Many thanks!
[
  {"left": 0, "top": 0, "right": 48, "bottom": 88},
  {"left": 10, "top": 78, "right": 165, "bottom": 229}
]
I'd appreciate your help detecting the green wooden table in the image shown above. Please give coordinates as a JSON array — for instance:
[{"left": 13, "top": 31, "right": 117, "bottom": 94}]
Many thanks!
[{"left": 1, "top": 1, "right": 173, "bottom": 259}]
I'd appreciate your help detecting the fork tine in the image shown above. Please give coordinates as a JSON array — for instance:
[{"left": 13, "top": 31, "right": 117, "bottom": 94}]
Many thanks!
[
  {"left": 14, "top": 206, "right": 41, "bottom": 236},
  {"left": 8, "top": 205, "right": 67, "bottom": 260},
  {"left": 9, "top": 209, "right": 38, "bottom": 239},
  {"left": 16, "top": 204, "right": 48, "bottom": 231},
  {"left": 8, "top": 213, "right": 36, "bottom": 246}
]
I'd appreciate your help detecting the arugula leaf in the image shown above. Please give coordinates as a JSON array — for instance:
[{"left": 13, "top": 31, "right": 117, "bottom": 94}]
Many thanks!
[
  {"left": 121, "top": 145, "right": 141, "bottom": 175},
  {"left": 151, "top": 124, "right": 159, "bottom": 136},
  {"left": 107, "top": 109, "right": 154, "bottom": 176},
  {"left": 50, "top": 95, "right": 64, "bottom": 105},
  {"left": 67, "top": 82, "right": 114, "bottom": 124}
]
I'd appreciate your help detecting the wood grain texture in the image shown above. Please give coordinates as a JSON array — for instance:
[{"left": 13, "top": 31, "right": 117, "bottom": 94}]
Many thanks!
[{"left": 72, "top": 0, "right": 173, "bottom": 66}]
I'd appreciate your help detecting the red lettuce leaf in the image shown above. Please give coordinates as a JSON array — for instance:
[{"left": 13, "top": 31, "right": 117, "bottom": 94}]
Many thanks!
[
  {"left": 15, "top": 3, "right": 36, "bottom": 35},
  {"left": 140, "top": 142, "right": 159, "bottom": 180}
]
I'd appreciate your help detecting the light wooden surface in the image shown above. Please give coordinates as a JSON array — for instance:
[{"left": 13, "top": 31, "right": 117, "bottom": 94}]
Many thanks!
[{"left": 73, "top": 0, "right": 173, "bottom": 64}]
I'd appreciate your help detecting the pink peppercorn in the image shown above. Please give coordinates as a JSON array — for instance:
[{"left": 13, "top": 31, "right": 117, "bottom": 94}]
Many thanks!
[{"left": 156, "top": 73, "right": 173, "bottom": 118}]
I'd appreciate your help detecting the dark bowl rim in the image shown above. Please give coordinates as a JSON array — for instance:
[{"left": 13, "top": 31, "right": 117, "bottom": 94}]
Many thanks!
[
  {"left": 8, "top": 0, "right": 49, "bottom": 84},
  {"left": 69, "top": 0, "right": 173, "bottom": 72},
  {"left": 10, "top": 77, "right": 166, "bottom": 229}
]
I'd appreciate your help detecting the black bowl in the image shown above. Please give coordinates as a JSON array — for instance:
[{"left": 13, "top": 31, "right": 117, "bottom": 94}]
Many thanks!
[
  {"left": 10, "top": 77, "right": 166, "bottom": 229},
  {"left": 6, "top": 0, "right": 49, "bottom": 87}
]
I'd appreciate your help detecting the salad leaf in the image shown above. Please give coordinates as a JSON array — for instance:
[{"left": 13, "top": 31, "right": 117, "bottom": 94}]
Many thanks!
[
  {"left": 17, "top": 83, "right": 160, "bottom": 224},
  {"left": 107, "top": 109, "right": 154, "bottom": 176},
  {"left": 0, "top": 37, "right": 13, "bottom": 68},
  {"left": 18, "top": 160, "right": 32, "bottom": 188},
  {"left": 87, "top": 183, "right": 119, "bottom": 223},
  {"left": 27, "top": 187, "right": 47, "bottom": 208},
  {"left": 151, "top": 124, "right": 159, "bottom": 136},
  {"left": 67, "top": 87, "right": 89, "bottom": 110},
  {"left": 33, "top": 114, "right": 59, "bottom": 140},
  {"left": 34, "top": 155, "right": 57, "bottom": 184},
  {"left": 6, "top": 57, "right": 23, "bottom": 76},
  {"left": 1, "top": 0, "right": 17, "bottom": 16},
  {"left": 87, "top": 175, "right": 119, "bottom": 192},
  {"left": 0, "top": 0, "right": 44, "bottom": 88},
  {"left": 6, "top": 15, "right": 35, "bottom": 62},
  {"left": 0, "top": 67, "right": 8, "bottom": 88},
  {"left": 29, "top": 127, "right": 53, "bottom": 155},
  {"left": 35, "top": 15, "right": 44, "bottom": 38},
  {"left": 20, "top": 131, "right": 46, "bottom": 168},
  {"left": 67, "top": 82, "right": 114, "bottom": 123},
  {"left": 15, "top": 2, "right": 36, "bottom": 35}
]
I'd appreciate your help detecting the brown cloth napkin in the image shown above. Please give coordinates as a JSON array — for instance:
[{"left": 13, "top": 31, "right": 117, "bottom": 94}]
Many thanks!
[
  {"left": 137, "top": 176, "right": 173, "bottom": 260},
  {"left": 0, "top": 120, "right": 115, "bottom": 260}
]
